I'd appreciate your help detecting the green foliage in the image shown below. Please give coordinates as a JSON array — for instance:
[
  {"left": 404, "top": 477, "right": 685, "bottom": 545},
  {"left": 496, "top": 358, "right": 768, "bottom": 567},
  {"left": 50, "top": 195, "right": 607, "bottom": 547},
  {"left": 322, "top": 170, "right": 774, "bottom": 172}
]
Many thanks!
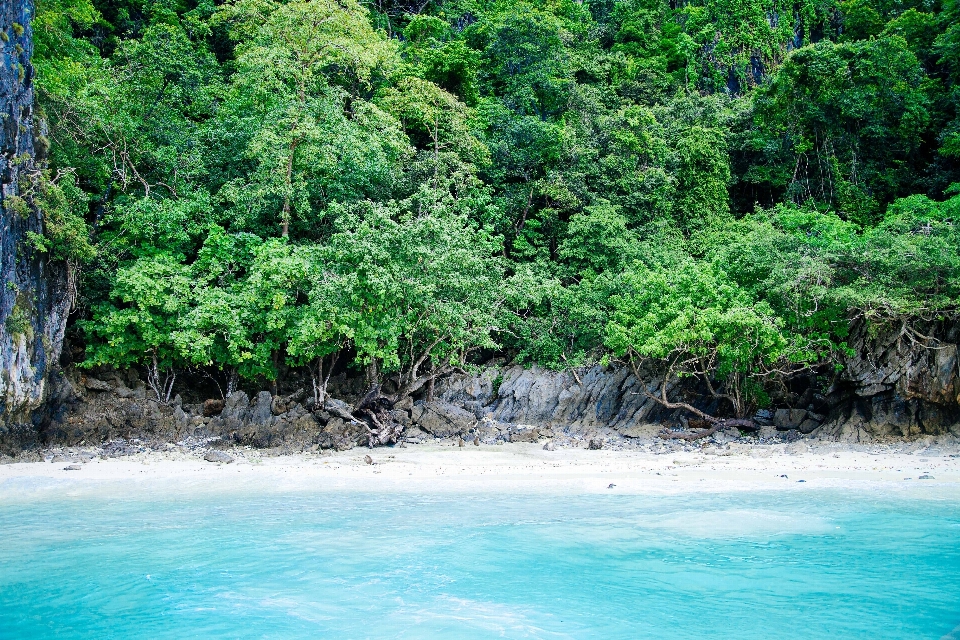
[
  {"left": 605, "top": 259, "right": 823, "bottom": 416},
  {"left": 750, "top": 37, "right": 932, "bottom": 223},
  {"left": 31, "top": 0, "right": 960, "bottom": 408},
  {"left": 30, "top": 171, "right": 95, "bottom": 262},
  {"left": 319, "top": 195, "right": 506, "bottom": 393}
]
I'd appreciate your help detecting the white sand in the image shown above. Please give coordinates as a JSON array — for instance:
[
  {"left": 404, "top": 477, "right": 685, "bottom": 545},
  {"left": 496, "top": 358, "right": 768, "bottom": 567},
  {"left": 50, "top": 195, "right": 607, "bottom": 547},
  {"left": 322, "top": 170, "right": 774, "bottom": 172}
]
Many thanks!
[{"left": 2, "top": 442, "right": 959, "bottom": 499}]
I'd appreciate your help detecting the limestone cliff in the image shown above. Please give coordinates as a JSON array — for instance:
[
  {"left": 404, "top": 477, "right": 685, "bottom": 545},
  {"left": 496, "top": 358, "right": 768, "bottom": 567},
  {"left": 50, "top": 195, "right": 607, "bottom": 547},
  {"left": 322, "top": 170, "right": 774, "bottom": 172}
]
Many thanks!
[
  {"left": 819, "top": 317, "right": 960, "bottom": 442},
  {"left": 0, "top": 0, "right": 74, "bottom": 450}
]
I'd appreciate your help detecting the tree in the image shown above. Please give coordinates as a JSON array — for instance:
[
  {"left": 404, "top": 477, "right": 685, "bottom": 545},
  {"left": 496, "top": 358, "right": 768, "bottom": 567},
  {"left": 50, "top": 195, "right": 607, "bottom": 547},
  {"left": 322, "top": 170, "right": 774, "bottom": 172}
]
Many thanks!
[
  {"left": 182, "top": 229, "right": 309, "bottom": 395},
  {"left": 750, "top": 37, "right": 932, "bottom": 224},
  {"left": 376, "top": 76, "right": 486, "bottom": 185},
  {"left": 214, "top": 0, "right": 405, "bottom": 238},
  {"left": 82, "top": 252, "right": 194, "bottom": 402},
  {"left": 604, "top": 259, "right": 823, "bottom": 437},
  {"left": 324, "top": 194, "right": 507, "bottom": 402}
]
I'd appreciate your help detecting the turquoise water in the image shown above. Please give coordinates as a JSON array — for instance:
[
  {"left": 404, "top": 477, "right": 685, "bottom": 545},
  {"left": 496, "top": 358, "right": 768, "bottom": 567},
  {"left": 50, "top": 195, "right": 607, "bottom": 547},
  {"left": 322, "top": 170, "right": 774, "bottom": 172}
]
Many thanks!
[{"left": 1, "top": 485, "right": 959, "bottom": 639}]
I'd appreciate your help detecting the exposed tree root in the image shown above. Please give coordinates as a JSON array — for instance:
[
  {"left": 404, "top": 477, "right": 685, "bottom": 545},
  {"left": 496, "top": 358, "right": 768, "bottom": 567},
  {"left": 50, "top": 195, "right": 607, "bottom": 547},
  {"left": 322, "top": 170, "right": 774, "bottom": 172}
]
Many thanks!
[{"left": 323, "top": 385, "right": 407, "bottom": 448}]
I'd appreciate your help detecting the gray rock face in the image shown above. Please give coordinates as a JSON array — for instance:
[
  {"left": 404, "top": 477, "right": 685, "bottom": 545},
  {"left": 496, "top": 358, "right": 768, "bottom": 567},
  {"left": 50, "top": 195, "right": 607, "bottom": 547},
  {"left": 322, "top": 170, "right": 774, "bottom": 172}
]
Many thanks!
[
  {"left": 207, "top": 391, "right": 319, "bottom": 448},
  {"left": 817, "top": 318, "right": 960, "bottom": 441},
  {"left": 411, "top": 401, "right": 477, "bottom": 437},
  {"left": 44, "top": 372, "right": 323, "bottom": 451},
  {"left": 0, "top": 0, "right": 75, "bottom": 452},
  {"left": 431, "top": 321, "right": 960, "bottom": 444},
  {"left": 841, "top": 319, "right": 958, "bottom": 405},
  {"left": 437, "top": 364, "right": 671, "bottom": 437}
]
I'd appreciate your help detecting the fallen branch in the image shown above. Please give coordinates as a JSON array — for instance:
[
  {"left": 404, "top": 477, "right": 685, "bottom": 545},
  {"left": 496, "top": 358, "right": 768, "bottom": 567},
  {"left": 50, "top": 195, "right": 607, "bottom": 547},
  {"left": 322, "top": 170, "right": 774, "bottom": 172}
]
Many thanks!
[{"left": 658, "top": 418, "right": 756, "bottom": 441}]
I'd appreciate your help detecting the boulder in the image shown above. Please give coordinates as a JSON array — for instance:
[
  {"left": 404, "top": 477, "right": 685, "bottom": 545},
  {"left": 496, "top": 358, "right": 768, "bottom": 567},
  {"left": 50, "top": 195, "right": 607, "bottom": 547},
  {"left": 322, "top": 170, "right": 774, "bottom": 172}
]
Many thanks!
[
  {"left": 753, "top": 409, "right": 774, "bottom": 426},
  {"left": 318, "top": 417, "right": 366, "bottom": 451},
  {"left": 774, "top": 409, "right": 807, "bottom": 430},
  {"left": 412, "top": 401, "right": 476, "bottom": 438},
  {"left": 402, "top": 426, "right": 428, "bottom": 444},
  {"left": 204, "top": 450, "right": 234, "bottom": 464},
  {"left": 798, "top": 418, "right": 821, "bottom": 434},
  {"left": 249, "top": 391, "right": 274, "bottom": 425}
]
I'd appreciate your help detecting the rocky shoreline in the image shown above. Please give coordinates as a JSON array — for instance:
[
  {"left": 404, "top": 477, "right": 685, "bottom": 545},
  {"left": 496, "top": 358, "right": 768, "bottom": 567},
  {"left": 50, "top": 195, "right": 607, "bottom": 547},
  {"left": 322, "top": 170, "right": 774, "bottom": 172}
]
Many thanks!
[
  {"left": 2, "top": 316, "right": 958, "bottom": 459},
  {"left": 2, "top": 365, "right": 958, "bottom": 466}
]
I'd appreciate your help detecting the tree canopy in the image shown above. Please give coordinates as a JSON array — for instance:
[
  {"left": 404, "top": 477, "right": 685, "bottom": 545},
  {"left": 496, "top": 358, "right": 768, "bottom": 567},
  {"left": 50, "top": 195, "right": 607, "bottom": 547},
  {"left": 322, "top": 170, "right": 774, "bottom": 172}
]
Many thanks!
[{"left": 31, "top": 0, "right": 960, "bottom": 418}]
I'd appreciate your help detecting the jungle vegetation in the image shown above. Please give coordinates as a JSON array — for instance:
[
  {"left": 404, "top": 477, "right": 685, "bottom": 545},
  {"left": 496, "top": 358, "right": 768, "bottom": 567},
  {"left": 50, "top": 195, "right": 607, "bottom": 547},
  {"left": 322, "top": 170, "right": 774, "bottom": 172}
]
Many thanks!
[{"left": 27, "top": 0, "right": 960, "bottom": 421}]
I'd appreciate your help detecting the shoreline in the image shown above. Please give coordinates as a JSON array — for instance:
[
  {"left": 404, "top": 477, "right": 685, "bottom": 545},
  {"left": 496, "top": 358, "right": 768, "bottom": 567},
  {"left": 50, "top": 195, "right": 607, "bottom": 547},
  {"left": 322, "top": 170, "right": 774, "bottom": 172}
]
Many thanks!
[{"left": 2, "top": 442, "right": 959, "bottom": 500}]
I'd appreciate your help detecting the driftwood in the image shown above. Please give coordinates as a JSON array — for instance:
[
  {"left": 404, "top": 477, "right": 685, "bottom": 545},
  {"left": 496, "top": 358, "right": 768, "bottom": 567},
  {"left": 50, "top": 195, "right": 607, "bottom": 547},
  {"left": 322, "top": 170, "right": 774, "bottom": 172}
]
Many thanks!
[
  {"left": 325, "top": 385, "right": 406, "bottom": 448},
  {"left": 658, "top": 418, "right": 756, "bottom": 441}
]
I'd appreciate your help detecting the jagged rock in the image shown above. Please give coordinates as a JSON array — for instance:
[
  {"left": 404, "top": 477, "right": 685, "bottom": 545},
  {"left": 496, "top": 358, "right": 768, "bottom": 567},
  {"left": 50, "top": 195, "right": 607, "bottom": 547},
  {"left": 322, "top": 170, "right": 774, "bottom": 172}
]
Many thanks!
[
  {"left": 203, "top": 450, "right": 234, "bottom": 464},
  {"left": 199, "top": 391, "right": 321, "bottom": 449},
  {"left": 816, "top": 318, "right": 960, "bottom": 440},
  {"left": 842, "top": 320, "right": 959, "bottom": 405},
  {"left": 83, "top": 377, "right": 113, "bottom": 392},
  {"left": 437, "top": 364, "right": 672, "bottom": 434},
  {"left": 318, "top": 417, "right": 366, "bottom": 451},
  {"left": 412, "top": 401, "right": 476, "bottom": 438},
  {"left": 173, "top": 405, "right": 190, "bottom": 429},
  {"left": 250, "top": 391, "right": 274, "bottom": 425},
  {"left": 203, "top": 399, "right": 224, "bottom": 417}
]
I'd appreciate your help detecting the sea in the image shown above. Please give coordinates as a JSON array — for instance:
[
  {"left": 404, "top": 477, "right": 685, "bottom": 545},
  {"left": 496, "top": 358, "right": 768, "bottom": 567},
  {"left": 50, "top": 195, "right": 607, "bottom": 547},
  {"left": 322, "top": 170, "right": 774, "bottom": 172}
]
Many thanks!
[{"left": 1, "top": 482, "right": 958, "bottom": 639}]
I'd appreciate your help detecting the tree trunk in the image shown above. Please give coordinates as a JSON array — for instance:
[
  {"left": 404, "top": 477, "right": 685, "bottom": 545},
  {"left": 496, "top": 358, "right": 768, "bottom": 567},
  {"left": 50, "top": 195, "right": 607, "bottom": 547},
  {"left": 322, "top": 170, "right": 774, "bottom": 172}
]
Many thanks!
[
  {"left": 280, "top": 138, "right": 298, "bottom": 238},
  {"left": 226, "top": 368, "right": 238, "bottom": 396},
  {"left": 638, "top": 359, "right": 757, "bottom": 440}
]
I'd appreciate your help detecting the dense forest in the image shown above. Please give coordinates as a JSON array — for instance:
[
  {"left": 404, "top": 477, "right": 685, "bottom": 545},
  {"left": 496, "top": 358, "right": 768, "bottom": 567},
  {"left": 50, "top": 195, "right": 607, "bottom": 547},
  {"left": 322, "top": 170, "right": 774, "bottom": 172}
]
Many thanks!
[{"left": 24, "top": 0, "right": 960, "bottom": 421}]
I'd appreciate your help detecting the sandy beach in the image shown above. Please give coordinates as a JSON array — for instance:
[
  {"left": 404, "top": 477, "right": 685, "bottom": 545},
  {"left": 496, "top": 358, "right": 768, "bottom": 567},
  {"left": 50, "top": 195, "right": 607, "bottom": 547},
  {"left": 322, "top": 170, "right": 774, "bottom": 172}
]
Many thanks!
[{"left": 2, "top": 441, "right": 959, "bottom": 499}]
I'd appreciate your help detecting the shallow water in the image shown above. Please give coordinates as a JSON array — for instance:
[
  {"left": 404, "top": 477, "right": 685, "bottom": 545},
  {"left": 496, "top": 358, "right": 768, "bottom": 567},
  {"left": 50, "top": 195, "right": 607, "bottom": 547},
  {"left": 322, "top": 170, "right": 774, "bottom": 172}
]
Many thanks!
[{"left": 1, "top": 486, "right": 959, "bottom": 639}]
